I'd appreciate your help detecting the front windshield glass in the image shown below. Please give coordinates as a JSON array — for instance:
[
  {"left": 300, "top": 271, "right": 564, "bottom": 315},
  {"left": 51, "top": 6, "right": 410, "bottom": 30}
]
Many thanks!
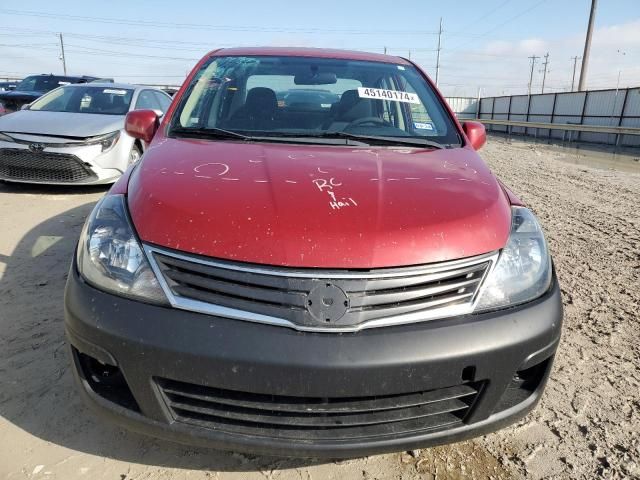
[
  {"left": 171, "top": 55, "right": 461, "bottom": 145},
  {"left": 29, "top": 86, "right": 134, "bottom": 115}
]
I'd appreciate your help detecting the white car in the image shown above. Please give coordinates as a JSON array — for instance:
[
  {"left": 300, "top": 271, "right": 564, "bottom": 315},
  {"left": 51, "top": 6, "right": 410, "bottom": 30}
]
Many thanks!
[{"left": 0, "top": 83, "right": 172, "bottom": 185}]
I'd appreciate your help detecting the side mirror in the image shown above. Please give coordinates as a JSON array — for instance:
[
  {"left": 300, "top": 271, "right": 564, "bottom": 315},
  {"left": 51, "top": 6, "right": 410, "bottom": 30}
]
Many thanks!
[
  {"left": 125, "top": 110, "right": 159, "bottom": 143},
  {"left": 20, "top": 103, "right": 30, "bottom": 111},
  {"left": 462, "top": 121, "right": 486, "bottom": 150}
]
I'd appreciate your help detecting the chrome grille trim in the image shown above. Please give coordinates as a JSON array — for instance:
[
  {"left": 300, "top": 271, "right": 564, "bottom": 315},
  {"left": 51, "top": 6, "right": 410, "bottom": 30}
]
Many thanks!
[{"left": 145, "top": 244, "right": 498, "bottom": 333}]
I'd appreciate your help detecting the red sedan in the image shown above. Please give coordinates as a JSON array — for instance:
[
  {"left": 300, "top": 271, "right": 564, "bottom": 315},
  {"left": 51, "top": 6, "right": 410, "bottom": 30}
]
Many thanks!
[{"left": 65, "top": 47, "right": 562, "bottom": 457}]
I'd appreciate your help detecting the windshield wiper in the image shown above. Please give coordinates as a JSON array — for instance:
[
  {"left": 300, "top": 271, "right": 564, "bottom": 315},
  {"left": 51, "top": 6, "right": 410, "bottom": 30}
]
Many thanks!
[
  {"left": 316, "top": 132, "right": 447, "bottom": 149},
  {"left": 170, "top": 127, "right": 448, "bottom": 148},
  {"left": 169, "top": 128, "right": 368, "bottom": 145},
  {"left": 170, "top": 127, "right": 251, "bottom": 141}
]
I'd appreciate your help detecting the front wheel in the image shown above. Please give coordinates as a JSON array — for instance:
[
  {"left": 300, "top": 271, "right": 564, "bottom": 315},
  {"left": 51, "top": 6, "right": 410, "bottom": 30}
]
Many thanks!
[{"left": 128, "top": 144, "right": 142, "bottom": 165}]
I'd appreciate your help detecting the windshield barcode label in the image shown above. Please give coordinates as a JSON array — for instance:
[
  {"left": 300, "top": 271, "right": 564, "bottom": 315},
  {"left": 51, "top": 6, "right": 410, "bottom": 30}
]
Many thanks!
[{"left": 357, "top": 88, "right": 420, "bottom": 104}]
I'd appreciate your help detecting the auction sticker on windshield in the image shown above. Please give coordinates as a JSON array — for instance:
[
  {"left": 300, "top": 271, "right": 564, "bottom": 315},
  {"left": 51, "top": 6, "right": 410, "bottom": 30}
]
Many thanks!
[
  {"left": 357, "top": 87, "right": 419, "bottom": 104},
  {"left": 103, "top": 89, "right": 128, "bottom": 95}
]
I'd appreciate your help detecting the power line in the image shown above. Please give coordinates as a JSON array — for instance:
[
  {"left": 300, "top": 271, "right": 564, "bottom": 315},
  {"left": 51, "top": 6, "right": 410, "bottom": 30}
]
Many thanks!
[
  {"left": 0, "top": 9, "right": 440, "bottom": 35},
  {"left": 453, "top": 0, "right": 513, "bottom": 34},
  {"left": 0, "top": 42, "right": 201, "bottom": 62},
  {"left": 447, "top": 0, "right": 549, "bottom": 54},
  {"left": 0, "top": 27, "right": 440, "bottom": 55},
  {"left": 63, "top": 43, "right": 200, "bottom": 61}
]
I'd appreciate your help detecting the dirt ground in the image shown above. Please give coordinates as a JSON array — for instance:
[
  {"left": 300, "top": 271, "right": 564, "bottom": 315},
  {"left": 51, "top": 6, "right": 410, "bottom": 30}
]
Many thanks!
[{"left": 0, "top": 138, "right": 638, "bottom": 479}]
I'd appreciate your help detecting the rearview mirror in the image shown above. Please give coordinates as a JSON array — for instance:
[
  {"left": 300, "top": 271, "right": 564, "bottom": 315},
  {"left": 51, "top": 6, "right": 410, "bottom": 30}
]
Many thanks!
[
  {"left": 294, "top": 72, "right": 337, "bottom": 85},
  {"left": 125, "top": 110, "right": 159, "bottom": 143},
  {"left": 462, "top": 121, "right": 486, "bottom": 150}
]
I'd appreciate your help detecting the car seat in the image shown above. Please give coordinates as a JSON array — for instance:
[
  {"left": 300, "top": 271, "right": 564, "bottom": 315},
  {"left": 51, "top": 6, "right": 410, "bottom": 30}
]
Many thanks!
[{"left": 226, "top": 87, "right": 278, "bottom": 130}]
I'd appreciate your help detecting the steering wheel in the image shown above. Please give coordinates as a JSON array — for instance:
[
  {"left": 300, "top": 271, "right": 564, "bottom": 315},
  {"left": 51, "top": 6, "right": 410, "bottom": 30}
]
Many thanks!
[{"left": 345, "top": 117, "right": 392, "bottom": 129}]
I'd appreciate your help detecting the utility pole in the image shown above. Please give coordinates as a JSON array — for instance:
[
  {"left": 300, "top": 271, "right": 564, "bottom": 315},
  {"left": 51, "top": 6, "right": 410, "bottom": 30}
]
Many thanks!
[
  {"left": 541, "top": 52, "right": 550, "bottom": 94},
  {"left": 408, "top": 49, "right": 411, "bottom": 60},
  {"left": 578, "top": 0, "right": 597, "bottom": 91},
  {"left": 570, "top": 56, "right": 581, "bottom": 91},
  {"left": 383, "top": 46, "right": 387, "bottom": 54},
  {"left": 527, "top": 55, "right": 539, "bottom": 95},
  {"left": 435, "top": 17, "right": 443, "bottom": 86},
  {"left": 58, "top": 33, "right": 67, "bottom": 75}
]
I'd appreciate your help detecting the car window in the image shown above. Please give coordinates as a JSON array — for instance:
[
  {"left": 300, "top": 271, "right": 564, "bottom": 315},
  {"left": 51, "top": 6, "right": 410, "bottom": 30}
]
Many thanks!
[
  {"left": 15, "top": 76, "right": 38, "bottom": 92},
  {"left": 135, "top": 90, "right": 160, "bottom": 110},
  {"left": 152, "top": 91, "right": 172, "bottom": 113},
  {"left": 400, "top": 80, "right": 434, "bottom": 128},
  {"left": 30, "top": 86, "right": 134, "bottom": 115},
  {"left": 172, "top": 55, "right": 460, "bottom": 145},
  {"left": 17, "top": 76, "right": 82, "bottom": 93}
]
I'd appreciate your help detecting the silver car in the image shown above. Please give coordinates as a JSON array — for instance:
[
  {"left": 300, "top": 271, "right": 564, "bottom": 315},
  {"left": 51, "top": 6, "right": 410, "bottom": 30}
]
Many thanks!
[{"left": 0, "top": 83, "right": 172, "bottom": 185}]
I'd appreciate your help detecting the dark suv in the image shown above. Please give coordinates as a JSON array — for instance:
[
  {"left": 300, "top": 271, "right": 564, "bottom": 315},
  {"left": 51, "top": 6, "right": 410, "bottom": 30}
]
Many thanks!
[{"left": 0, "top": 74, "right": 107, "bottom": 114}]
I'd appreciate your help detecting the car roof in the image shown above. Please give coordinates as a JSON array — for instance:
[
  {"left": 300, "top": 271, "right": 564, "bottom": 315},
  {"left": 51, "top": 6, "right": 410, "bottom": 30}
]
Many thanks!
[
  {"left": 63, "top": 82, "right": 162, "bottom": 91},
  {"left": 26, "top": 74, "right": 98, "bottom": 80},
  {"left": 210, "top": 47, "right": 412, "bottom": 65}
]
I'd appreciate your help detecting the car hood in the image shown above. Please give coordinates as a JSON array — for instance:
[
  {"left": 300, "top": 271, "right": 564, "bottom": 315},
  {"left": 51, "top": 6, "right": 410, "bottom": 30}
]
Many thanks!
[
  {"left": 0, "top": 110, "right": 124, "bottom": 137},
  {"left": 128, "top": 138, "right": 512, "bottom": 268}
]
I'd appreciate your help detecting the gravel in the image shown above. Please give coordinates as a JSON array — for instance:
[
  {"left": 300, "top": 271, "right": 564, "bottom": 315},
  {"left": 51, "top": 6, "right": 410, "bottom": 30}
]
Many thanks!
[
  {"left": 0, "top": 137, "right": 638, "bottom": 479},
  {"left": 477, "top": 138, "right": 640, "bottom": 479}
]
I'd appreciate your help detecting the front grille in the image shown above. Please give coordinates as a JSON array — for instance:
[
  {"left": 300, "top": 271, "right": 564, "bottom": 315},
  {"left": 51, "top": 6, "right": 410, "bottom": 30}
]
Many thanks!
[
  {"left": 157, "top": 378, "right": 482, "bottom": 441},
  {"left": 0, "top": 148, "right": 96, "bottom": 183},
  {"left": 148, "top": 245, "right": 495, "bottom": 332}
]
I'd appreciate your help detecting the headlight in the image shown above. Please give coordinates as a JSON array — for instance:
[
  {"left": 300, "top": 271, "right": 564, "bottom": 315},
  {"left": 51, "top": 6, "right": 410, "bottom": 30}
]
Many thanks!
[
  {"left": 99, "top": 131, "right": 120, "bottom": 152},
  {"left": 0, "top": 132, "right": 14, "bottom": 142},
  {"left": 475, "top": 207, "right": 552, "bottom": 311},
  {"left": 76, "top": 194, "right": 167, "bottom": 304},
  {"left": 86, "top": 131, "right": 120, "bottom": 152}
]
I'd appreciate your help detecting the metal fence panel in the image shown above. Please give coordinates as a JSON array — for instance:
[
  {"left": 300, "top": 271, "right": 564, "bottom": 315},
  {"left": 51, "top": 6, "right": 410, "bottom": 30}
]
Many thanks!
[
  {"left": 493, "top": 97, "right": 510, "bottom": 114},
  {"left": 479, "top": 97, "right": 493, "bottom": 115},
  {"left": 510, "top": 96, "right": 529, "bottom": 114},
  {"left": 444, "top": 97, "right": 478, "bottom": 119},
  {"left": 530, "top": 94, "right": 555, "bottom": 115},
  {"left": 477, "top": 87, "right": 640, "bottom": 147},
  {"left": 554, "top": 92, "right": 586, "bottom": 116},
  {"left": 585, "top": 89, "right": 625, "bottom": 117},
  {"left": 622, "top": 88, "right": 640, "bottom": 116}
]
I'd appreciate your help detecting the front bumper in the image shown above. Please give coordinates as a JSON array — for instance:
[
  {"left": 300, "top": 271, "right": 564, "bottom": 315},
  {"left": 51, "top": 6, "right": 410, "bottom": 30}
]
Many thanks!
[
  {"left": 0, "top": 137, "right": 130, "bottom": 185},
  {"left": 64, "top": 261, "right": 562, "bottom": 458}
]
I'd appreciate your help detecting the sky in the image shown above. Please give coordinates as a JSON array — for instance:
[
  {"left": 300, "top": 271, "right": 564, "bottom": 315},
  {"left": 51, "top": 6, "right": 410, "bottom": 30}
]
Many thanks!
[{"left": 1, "top": 0, "right": 639, "bottom": 97}]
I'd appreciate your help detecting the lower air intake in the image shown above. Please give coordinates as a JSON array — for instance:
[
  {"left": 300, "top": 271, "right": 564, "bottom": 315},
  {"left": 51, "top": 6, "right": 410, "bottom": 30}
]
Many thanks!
[{"left": 157, "top": 378, "right": 483, "bottom": 441}]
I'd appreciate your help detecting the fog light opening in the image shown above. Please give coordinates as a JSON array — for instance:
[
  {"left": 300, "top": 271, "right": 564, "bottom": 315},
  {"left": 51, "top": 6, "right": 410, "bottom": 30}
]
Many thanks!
[
  {"left": 73, "top": 347, "right": 140, "bottom": 412},
  {"left": 462, "top": 366, "right": 476, "bottom": 382}
]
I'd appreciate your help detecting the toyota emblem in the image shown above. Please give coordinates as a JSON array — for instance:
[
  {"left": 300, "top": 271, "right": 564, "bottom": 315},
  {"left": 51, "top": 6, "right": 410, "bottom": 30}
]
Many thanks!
[{"left": 28, "top": 143, "right": 45, "bottom": 153}]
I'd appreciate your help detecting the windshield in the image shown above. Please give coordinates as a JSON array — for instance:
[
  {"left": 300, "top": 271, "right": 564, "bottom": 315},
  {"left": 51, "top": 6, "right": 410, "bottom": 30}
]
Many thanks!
[
  {"left": 16, "top": 75, "right": 75, "bottom": 93},
  {"left": 29, "top": 86, "right": 134, "bottom": 115},
  {"left": 170, "top": 55, "right": 461, "bottom": 146}
]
